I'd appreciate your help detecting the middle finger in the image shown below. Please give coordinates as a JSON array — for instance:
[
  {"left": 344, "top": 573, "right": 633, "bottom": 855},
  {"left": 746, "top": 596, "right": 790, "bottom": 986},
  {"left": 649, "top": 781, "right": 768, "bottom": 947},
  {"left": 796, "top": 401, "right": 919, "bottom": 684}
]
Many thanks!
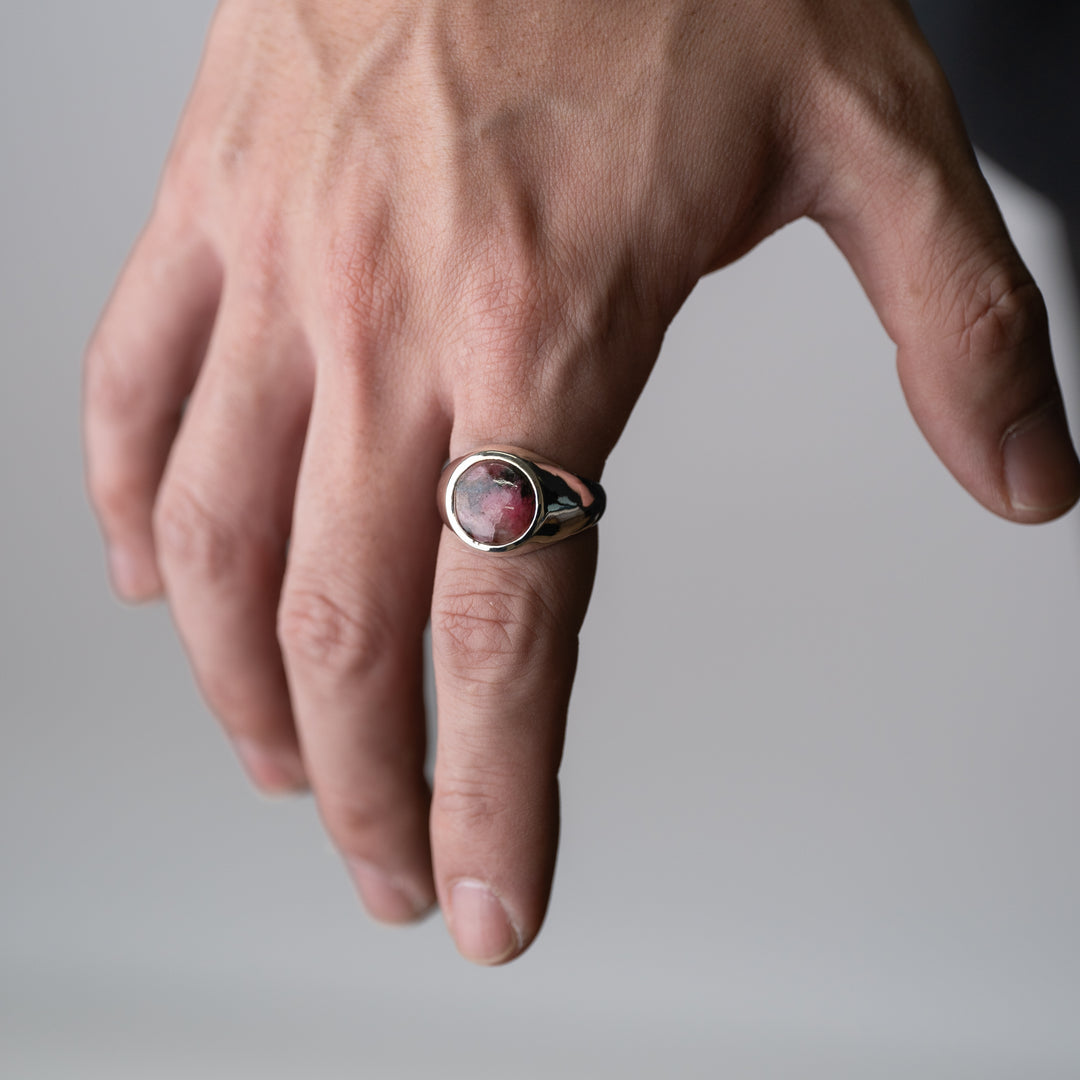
[{"left": 279, "top": 335, "right": 449, "bottom": 924}]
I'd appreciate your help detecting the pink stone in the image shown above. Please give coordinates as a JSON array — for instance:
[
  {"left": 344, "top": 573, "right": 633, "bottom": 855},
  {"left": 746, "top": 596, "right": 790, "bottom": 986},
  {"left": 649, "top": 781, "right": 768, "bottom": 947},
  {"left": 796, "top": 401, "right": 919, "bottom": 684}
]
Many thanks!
[{"left": 453, "top": 460, "right": 536, "bottom": 546}]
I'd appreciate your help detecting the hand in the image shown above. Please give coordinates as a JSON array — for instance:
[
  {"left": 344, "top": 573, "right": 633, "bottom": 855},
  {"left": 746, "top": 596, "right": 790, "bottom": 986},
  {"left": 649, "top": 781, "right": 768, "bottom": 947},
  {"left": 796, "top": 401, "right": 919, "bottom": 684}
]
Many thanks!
[{"left": 83, "top": 0, "right": 1080, "bottom": 964}]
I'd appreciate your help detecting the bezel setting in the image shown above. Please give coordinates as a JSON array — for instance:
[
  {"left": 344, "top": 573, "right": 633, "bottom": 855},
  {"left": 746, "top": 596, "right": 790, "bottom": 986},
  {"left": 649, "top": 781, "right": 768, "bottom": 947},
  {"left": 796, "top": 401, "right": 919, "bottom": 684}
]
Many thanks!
[{"left": 444, "top": 451, "right": 544, "bottom": 554}]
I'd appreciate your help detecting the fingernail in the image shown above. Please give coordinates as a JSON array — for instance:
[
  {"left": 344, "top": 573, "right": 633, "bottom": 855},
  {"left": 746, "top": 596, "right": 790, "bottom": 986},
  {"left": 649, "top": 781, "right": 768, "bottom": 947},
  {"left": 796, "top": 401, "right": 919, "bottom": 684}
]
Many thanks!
[
  {"left": 348, "top": 860, "right": 433, "bottom": 925},
  {"left": 449, "top": 880, "right": 521, "bottom": 965},
  {"left": 233, "top": 739, "right": 309, "bottom": 796},
  {"left": 1002, "top": 399, "right": 1080, "bottom": 515},
  {"left": 108, "top": 545, "right": 162, "bottom": 602}
]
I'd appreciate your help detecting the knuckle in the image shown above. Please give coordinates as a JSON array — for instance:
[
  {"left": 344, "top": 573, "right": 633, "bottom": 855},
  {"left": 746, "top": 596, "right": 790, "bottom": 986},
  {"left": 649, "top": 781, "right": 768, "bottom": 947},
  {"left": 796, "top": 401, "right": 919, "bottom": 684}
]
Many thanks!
[
  {"left": 318, "top": 789, "right": 397, "bottom": 856},
  {"left": 810, "top": 27, "right": 948, "bottom": 144},
  {"left": 855, "top": 62, "right": 943, "bottom": 140},
  {"left": 197, "top": 669, "right": 265, "bottom": 731},
  {"left": 804, "top": 35, "right": 960, "bottom": 200},
  {"left": 460, "top": 245, "right": 563, "bottom": 381},
  {"left": 239, "top": 214, "right": 289, "bottom": 308},
  {"left": 433, "top": 766, "right": 516, "bottom": 834},
  {"left": 956, "top": 270, "right": 1047, "bottom": 364},
  {"left": 278, "top": 585, "right": 390, "bottom": 677},
  {"left": 322, "top": 217, "right": 406, "bottom": 358},
  {"left": 87, "top": 468, "right": 145, "bottom": 531},
  {"left": 153, "top": 483, "right": 246, "bottom": 582},
  {"left": 466, "top": 262, "right": 549, "bottom": 355},
  {"left": 432, "top": 578, "right": 548, "bottom": 683},
  {"left": 83, "top": 333, "right": 145, "bottom": 421}
]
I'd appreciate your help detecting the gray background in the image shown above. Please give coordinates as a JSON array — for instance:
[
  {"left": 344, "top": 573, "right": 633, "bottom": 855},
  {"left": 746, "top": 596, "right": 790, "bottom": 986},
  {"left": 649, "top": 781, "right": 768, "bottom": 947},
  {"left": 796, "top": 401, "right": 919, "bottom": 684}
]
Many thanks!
[{"left": 3, "top": 3, "right": 1079, "bottom": 1078}]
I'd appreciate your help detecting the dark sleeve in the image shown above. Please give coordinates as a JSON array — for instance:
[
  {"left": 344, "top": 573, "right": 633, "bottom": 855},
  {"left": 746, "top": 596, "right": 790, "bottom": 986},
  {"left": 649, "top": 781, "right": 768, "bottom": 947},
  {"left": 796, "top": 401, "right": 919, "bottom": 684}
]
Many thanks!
[{"left": 909, "top": 0, "right": 1080, "bottom": 215}]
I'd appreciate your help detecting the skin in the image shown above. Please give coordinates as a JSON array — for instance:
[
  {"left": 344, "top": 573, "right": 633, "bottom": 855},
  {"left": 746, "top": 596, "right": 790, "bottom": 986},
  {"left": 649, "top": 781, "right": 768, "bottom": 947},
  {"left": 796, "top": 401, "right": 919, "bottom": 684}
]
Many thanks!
[{"left": 84, "top": 0, "right": 1080, "bottom": 965}]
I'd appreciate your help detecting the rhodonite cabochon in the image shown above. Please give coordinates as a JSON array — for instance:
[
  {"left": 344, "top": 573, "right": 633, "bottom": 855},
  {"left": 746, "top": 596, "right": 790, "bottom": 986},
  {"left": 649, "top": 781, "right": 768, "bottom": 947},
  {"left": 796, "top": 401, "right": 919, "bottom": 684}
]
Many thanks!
[{"left": 452, "top": 459, "right": 537, "bottom": 546}]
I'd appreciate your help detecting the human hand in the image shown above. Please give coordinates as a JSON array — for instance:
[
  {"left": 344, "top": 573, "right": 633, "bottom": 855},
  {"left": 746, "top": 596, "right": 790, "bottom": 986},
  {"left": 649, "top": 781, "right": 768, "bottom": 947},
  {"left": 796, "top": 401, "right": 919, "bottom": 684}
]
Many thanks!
[{"left": 84, "top": 0, "right": 1080, "bottom": 965}]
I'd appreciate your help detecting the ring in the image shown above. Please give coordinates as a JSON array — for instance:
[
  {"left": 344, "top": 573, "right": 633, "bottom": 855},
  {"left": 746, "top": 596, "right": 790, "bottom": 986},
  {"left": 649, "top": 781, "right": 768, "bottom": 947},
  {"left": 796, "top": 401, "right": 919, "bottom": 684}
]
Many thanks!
[{"left": 438, "top": 446, "right": 606, "bottom": 555}]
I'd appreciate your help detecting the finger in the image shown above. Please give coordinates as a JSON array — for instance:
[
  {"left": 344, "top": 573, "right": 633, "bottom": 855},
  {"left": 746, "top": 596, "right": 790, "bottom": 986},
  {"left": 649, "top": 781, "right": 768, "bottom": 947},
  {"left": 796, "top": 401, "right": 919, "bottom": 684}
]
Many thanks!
[
  {"left": 806, "top": 51, "right": 1080, "bottom": 522},
  {"left": 278, "top": 353, "right": 448, "bottom": 925},
  {"left": 84, "top": 220, "right": 222, "bottom": 599},
  {"left": 154, "top": 300, "right": 312, "bottom": 795},
  {"left": 431, "top": 436, "right": 600, "bottom": 966}
]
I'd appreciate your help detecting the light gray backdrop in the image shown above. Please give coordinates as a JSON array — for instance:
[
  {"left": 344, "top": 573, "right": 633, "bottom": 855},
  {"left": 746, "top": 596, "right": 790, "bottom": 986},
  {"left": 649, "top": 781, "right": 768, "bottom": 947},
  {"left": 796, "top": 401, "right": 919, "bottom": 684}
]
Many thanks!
[{"left": 3, "top": 3, "right": 1079, "bottom": 1078}]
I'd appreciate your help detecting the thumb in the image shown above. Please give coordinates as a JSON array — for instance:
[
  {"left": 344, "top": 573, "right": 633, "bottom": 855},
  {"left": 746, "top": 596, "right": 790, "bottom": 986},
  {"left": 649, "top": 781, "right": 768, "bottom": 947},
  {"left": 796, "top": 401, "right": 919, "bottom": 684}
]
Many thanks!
[{"left": 807, "top": 45, "right": 1080, "bottom": 523}]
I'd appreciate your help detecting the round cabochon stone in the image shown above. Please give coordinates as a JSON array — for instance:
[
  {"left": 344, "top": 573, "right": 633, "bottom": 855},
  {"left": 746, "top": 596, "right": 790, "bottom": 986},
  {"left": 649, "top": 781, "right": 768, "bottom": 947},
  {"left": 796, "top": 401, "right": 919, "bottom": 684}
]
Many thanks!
[{"left": 453, "top": 459, "right": 537, "bottom": 545}]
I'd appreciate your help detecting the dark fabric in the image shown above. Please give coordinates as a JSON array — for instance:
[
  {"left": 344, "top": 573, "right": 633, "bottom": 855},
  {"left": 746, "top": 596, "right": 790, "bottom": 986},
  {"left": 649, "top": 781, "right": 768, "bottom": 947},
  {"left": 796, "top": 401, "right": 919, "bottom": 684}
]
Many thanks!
[{"left": 910, "top": 0, "right": 1079, "bottom": 215}]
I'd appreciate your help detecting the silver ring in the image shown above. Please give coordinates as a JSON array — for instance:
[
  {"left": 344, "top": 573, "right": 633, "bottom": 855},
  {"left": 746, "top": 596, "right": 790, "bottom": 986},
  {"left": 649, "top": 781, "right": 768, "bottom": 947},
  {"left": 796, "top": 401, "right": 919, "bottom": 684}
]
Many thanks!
[{"left": 438, "top": 446, "right": 606, "bottom": 556}]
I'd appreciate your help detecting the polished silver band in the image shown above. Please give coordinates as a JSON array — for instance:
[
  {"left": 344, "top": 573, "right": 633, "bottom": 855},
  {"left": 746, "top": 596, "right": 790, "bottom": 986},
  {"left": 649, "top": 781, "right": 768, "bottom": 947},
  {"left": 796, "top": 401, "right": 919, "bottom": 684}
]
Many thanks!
[{"left": 438, "top": 446, "right": 606, "bottom": 556}]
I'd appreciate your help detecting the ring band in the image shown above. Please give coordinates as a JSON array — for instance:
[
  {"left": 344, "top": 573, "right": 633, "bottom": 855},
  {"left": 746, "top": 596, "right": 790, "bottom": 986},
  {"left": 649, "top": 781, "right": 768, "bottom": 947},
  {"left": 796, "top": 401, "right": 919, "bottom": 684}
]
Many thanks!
[{"left": 438, "top": 446, "right": 606, "bottom": 555}]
